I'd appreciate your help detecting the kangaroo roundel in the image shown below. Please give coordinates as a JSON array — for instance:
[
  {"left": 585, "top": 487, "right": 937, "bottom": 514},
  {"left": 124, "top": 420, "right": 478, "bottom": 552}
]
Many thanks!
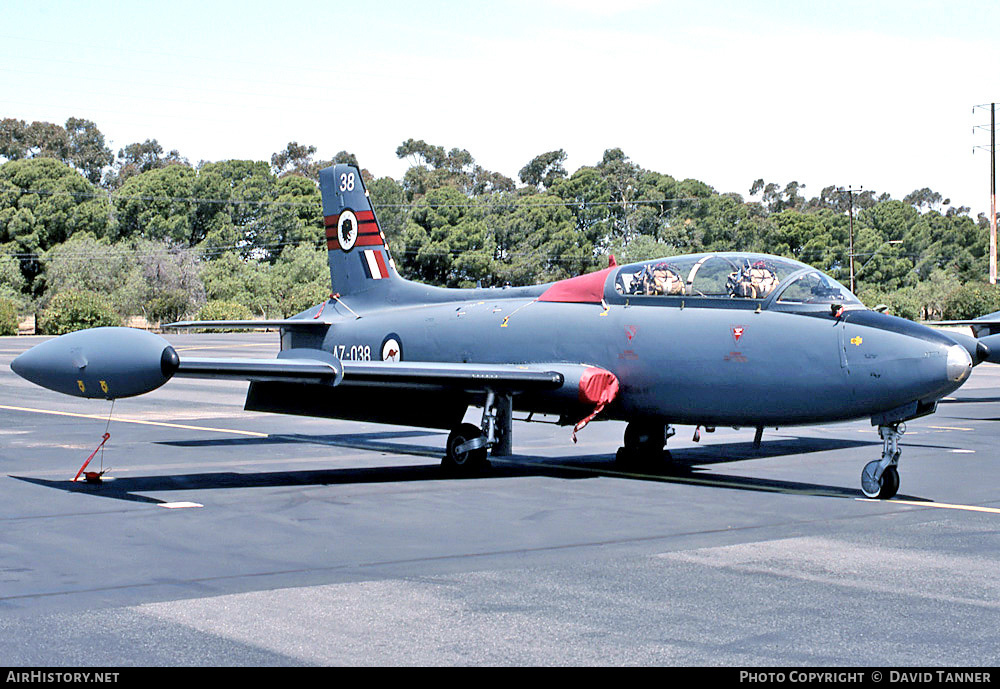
[
  {"left": 338, "top": 210, "right": 359, "bottom": 252},
  {"left": 381, "top": 335, "right": 402, "bottom": 362}
]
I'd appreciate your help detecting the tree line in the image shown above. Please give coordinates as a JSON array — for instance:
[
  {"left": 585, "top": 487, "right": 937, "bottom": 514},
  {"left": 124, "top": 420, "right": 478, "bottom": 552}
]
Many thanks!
[{"left": 1, "top": 115, "right": 998, "bottom": 334}]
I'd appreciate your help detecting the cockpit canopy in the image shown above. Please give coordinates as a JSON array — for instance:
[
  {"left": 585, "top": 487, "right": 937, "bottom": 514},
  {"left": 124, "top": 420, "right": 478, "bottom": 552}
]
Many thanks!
[{"left": 612, "top": 253, "right": 861, "bottom": 308}]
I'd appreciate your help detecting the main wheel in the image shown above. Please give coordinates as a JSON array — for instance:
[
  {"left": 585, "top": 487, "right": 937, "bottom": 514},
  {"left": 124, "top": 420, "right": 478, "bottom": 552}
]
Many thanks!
[
  {"left": 624, "top": 422, "right": 666, "bottom": 451},
  {"left": 618, "top": 422, "right": 671, "bottom": 471},
  {"left": 861, "top": 460, "right": 899, "bottom": 500},
  {"left": 443, "top": 423, "right": 490, "bottom": 474}
]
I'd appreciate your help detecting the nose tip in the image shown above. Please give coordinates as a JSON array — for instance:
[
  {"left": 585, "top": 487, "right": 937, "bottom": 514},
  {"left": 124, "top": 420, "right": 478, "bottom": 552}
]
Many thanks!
[{"left": 947, "top": 343, "right": 973, "bottom": 383}]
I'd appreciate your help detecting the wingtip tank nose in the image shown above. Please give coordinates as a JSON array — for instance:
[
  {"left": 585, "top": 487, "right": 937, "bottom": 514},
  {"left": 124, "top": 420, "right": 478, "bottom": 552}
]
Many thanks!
[{"left": 11, "top": 327, "right": 179, "bottom": 399}]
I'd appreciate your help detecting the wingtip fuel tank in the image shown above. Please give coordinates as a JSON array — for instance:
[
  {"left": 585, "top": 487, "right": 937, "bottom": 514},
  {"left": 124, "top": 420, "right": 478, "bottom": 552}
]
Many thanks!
[{"left": 11, "top": 327, "right": 179, "bottom": 399}]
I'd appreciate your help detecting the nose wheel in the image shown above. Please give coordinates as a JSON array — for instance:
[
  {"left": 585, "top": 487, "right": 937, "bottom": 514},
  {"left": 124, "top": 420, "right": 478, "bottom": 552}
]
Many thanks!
[
  {"left": 861, "top": 462, "right": 899, "bottom": 499},
  {"left": 860, "top": 423, "right": 903, "bottom": 499}
]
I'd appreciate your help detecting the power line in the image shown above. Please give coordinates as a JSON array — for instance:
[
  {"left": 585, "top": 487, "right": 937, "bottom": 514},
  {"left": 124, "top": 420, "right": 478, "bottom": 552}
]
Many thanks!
[
  {"left": 0, "top": 239, "right": 970, "bottom": 268},
  {"left": 0, "top": 186, "right": 708, "bottom": 209}
]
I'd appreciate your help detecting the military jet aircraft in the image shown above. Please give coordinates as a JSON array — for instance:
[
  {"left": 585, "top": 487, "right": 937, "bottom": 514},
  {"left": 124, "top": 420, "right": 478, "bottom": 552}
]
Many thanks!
[{"left": 12, "top": 164, "right": 1000, "bottom": 500}]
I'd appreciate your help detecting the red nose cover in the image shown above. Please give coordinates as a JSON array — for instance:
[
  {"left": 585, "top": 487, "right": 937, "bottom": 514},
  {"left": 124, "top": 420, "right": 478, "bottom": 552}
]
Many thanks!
[{"left": 573, "top": 367, "right": 620, "bottom": 442}]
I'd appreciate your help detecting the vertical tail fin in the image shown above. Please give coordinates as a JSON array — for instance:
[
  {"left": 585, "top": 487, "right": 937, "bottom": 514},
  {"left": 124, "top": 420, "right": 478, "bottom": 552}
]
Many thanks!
[{"left": 318, "top": 164, "right": 401, "bottom": 298}]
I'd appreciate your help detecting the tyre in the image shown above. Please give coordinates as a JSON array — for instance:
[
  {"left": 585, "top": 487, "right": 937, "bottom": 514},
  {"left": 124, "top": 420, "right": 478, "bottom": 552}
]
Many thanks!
[
  {"left": 861, "top": 460, "right": 898, "bottom": 500},
  {"left": 443, "top": 423, "right": 490, "bottom": 473}
]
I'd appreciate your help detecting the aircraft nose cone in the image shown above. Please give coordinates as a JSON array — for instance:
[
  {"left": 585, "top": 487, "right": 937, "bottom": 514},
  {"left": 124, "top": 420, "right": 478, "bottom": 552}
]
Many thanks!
[
  {"left": 946, "top": 343, "right": 973, "bottom": 383},
  {"left": 10, "top": 345, "right": 51, "bottom": 387}
]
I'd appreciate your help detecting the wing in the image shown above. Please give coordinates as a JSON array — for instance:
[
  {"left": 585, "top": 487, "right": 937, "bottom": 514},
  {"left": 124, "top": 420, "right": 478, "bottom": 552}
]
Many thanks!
[
  {"left": 175, "top": 357, "right": 564, "bottom": 392},
  {"left": 925, "top": 309, "right": 1000, "bottom": 337},
  {"left": 9, "top": 329, "right": 591, "bottom": 405},
  {"left": 925, "top": 319, "right": 1000, "bottom": 327},
  {"left": 176, "top": 357, "right": 344, "bottom": 385},
  {"left": 239, "top": 359, "right": 609, "bottom": 431},
  {"left": 164, "top": 319, "right": 332, "bottom": 330},
  {"left": 339, "top": 361, "right": 564, "bottom": 390}
]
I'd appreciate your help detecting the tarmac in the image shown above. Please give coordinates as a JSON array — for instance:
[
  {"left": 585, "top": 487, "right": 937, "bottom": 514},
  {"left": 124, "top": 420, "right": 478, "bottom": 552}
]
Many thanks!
[{"left": 1, "top": 332, "right": 999, "bottom": 666}]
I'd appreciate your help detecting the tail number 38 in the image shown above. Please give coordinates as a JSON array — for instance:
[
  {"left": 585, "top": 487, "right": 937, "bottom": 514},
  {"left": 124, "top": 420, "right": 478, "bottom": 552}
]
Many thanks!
[{"left": 339, "top": 172, "right": 355, "bottom": 192}]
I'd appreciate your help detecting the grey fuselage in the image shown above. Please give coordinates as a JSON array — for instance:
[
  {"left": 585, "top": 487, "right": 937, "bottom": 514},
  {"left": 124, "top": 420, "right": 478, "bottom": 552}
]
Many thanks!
[{"left": 266, "top": 272, "right": 967, "bottom": 431}]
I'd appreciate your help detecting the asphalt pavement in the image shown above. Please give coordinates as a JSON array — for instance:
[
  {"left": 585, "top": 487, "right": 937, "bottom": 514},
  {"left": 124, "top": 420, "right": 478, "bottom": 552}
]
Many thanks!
[{"left": 1, "top": 332, "right": 998, "bottom": 666}]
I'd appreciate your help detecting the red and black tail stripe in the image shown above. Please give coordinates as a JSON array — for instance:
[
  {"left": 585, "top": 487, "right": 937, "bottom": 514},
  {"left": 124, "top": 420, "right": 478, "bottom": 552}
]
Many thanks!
[{"left": 323, "top": 210, "right": 385, "bottom": 251}]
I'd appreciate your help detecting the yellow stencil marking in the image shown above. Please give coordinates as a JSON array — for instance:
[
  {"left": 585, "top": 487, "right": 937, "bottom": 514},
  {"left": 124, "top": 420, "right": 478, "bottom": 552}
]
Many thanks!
[
  {"left": 76, "top": 380, "right": 85, "bottom": 393},
  {"left": 851, "top": 336, "right": 863, "bottom": 346}
]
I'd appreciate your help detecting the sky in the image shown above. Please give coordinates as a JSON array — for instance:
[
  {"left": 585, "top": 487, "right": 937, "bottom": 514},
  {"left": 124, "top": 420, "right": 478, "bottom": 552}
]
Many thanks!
[{"left": 2, "top": 0, "right": 1000, "bottom": 215}]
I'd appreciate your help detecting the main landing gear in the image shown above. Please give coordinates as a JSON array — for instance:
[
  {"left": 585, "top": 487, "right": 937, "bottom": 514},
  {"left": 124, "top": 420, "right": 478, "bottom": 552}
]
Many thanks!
[
  {"left": 442, "top": 390, "right": 512, "bottom": 474},
  {"left": 615, "top": 421, "right": 676, "bottom": 470},
  {"left": 860, "top": 423, "right": 904, "bottom": 500}
]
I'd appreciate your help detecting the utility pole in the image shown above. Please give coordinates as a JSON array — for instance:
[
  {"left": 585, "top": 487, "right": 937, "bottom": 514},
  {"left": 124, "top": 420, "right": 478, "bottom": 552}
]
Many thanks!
[
  {"left": 973, "top": 103, "right": 997, "bottom": 284},
  {"left": 837, "top": 186, "right": 862, "bottom": 292}
]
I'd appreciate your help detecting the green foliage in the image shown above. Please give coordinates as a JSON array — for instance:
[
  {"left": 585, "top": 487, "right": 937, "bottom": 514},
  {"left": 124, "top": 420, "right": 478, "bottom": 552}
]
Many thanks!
[
  {"left": 42, "top": 234, "right": 204, "bottom": 322},
  {"left": 0, "top": 253, "right": 26, "bottom": 307},
  {"left": 368, "top": 176, "right": 408, "bottom": 256},
  {"left": 0, "top": 158, "right": 113, "bottom": 289},
  {"left": 0, "top": 296, "right": 17, "bottom": 335},
  {"left": 519, "top": 150, "right": 568, "bottom": 190},
  {"left": 193, "top": 159, "right": 321, "bottom": 262},
  {"left": 195, "top": 300, "right": 253, "bottom": 331},
  {"left": 0, "top": 117, "right": 113, "bottom": 186},
  {"left": 106, "top": 139, "right": 188, "bottom": 189},
  {"left": 270, "top": 244, "right": 329, "bottom": 316},
  {"left": 4, "top": 117, "right": 1000, "bottom": 326},
  {"left": 113, "top": 165, "right": 197, "bottom": 243},
  {"left": 856, "top": 286, "right": 922, "bottom": 321},
  {"left": 395, "top": 139, "right": 514, "bottom": 198},
  {"left": 200, "top": 252, "right": 276, "bottom": 317},
  {"left": 941, "top": 283, "right": 1000, "bottom": 320},
  {"left": 38, "top": 290, "right": 120, "bottom": 335},
  {"left": 64, "top": 118, "right": 114, "bottom": 185},
  {"left": 197, "top": 299, "right": 253, "bottom": 320}
]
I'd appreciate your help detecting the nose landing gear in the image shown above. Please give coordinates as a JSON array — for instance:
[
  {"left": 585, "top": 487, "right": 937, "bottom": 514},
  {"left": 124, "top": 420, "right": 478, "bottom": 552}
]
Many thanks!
[{"left": 860, "top": 423, "right": 904, "bottom": 499}]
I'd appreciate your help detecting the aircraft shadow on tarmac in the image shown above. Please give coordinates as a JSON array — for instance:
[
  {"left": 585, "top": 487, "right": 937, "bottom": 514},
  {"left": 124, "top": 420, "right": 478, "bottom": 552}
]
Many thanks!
[{"left": 9, "top": 432, "right": 938, "bottom": 504}]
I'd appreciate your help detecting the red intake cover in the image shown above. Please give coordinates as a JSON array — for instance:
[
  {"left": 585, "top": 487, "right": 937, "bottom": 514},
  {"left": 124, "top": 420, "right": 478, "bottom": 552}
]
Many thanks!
[{"left": 578, "top": 366, "right": 619, "bottom": 406}]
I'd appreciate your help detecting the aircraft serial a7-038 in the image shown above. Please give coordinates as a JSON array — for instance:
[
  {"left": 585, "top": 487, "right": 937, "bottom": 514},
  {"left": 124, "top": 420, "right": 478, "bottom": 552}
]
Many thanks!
[{"left": 12, "top": 164, "right": 1000, "bottom": 499}]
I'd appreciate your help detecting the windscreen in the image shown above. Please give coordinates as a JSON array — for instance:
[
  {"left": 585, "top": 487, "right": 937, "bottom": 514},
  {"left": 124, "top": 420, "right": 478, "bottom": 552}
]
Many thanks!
[{"left": 774, "top": 270, "right": 862, "bottom": 306}]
